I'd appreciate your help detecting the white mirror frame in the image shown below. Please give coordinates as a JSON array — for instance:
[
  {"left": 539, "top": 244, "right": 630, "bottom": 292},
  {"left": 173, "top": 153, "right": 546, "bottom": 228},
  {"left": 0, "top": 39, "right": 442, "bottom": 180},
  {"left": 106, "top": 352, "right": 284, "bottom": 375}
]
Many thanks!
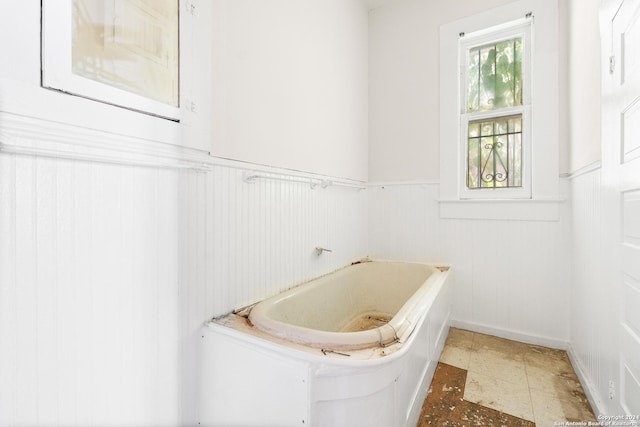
[{"left": 41, "top": 1, "right": 181, "bottom": 121}]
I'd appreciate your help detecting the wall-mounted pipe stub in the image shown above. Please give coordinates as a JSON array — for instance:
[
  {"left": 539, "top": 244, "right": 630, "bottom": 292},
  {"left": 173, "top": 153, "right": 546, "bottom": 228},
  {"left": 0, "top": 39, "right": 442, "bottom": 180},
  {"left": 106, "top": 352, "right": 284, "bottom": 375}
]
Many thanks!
[{"left": 315, "top": 247, "right": 332, "bottom": 256}]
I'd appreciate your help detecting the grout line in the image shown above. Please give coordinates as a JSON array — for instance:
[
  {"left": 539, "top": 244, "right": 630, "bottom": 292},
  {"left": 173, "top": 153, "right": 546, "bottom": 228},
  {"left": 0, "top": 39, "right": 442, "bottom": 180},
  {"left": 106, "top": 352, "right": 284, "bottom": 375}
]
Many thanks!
[{"left": 523, "top": 348, "right": 539, "bottom": 425}]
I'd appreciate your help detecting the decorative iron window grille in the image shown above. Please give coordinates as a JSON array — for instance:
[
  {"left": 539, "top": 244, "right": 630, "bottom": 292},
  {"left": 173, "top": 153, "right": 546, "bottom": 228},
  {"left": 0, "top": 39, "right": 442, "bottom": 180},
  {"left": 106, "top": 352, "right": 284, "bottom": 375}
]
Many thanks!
[{"left": 467, "top": 115, "right": 522, "bottom": 189}]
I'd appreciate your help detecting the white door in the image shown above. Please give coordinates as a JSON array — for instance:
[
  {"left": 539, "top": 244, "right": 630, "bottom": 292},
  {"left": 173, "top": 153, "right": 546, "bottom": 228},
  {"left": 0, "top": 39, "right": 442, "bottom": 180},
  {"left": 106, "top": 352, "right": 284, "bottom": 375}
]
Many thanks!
[{"left": 605, "top": 0, "right": 640, "bottom": 415}]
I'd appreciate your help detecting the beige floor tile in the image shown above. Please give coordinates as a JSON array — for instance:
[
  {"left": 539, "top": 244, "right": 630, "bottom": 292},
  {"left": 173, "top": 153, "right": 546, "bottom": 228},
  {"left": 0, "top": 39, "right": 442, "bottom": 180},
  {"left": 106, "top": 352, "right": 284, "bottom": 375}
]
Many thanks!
[
  {"left": 440, "top": 328, "right": 475, "bottom": 369},
  {"left": 525, "top": 344, "right": 575, "bottom": 376},
  {"left": 468, "top": 345, "right": 528, "bottom": 385},
  {"left": 467, "top": 332, "right": 530, "bottom": 384},
  {"left": 464, "top": 370, "right": 535, "bottom": 422},
  {"left": 446, "top": 327, "right": 476, "bottom": 348},
  {"left": 473, "top": 332, "right": 529, "bottom": 358},
  {"left": 526, "top": 364, "right": 586, "bottom": 401},
  {"left": 530, "top": 388, "right": 596, "bottom": 427},
  {"left": 524, "top": 345, "right": 587, "bottom": 402},
  {"left": 425, "top": 330, "right": 596, "bottom": 427},
  {"left": 440, "top": 345, "right": 472, "bottom": 370}
]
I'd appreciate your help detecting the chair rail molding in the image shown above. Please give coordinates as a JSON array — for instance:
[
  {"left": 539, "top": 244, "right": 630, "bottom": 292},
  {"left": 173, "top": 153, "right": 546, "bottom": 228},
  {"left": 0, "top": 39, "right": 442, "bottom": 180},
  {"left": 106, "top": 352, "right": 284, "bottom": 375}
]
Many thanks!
[{"left": 0, "top": 111, "right": 212, "bottom": 171}]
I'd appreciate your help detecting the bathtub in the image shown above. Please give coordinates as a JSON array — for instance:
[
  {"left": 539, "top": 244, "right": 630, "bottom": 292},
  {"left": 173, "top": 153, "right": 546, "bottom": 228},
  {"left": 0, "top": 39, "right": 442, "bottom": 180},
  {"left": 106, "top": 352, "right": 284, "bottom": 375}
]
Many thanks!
[
  {"left": 249, "top": 261, "right": 447, "bottom": 350},
  {"left": 199, "top": 260, "right": 452, "bottom": 427}
]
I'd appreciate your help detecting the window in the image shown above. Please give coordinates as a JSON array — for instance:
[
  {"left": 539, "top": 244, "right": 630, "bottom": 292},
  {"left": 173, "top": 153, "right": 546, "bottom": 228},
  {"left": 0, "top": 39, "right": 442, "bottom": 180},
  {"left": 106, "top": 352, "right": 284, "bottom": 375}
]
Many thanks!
[
  {"left": 439, "top": 0, "right": 561, "bottom": 220},
  {"left": 42, "top": 0, "right": 180, "bottom": 120},
  {"left": 459, "top": 20, "right": 531, "bottom": 199}
]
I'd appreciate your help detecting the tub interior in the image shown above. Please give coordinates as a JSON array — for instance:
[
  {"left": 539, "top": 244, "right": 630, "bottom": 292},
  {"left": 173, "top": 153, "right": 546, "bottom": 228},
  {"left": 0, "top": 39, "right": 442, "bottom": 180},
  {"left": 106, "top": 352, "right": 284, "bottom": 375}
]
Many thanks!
[
  {"left": 255, "top": 262, "right": 436, "bottom": 333},
  {"left": 340, "top": 312, "right": 392, "bottom": 332}
]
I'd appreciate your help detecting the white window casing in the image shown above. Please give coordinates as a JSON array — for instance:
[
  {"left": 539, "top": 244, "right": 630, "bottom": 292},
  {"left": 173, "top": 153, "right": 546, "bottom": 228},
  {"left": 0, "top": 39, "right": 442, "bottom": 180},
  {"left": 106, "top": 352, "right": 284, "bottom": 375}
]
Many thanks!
[
  {"left": 439, "top": 0, "right": 562, "bottom": 220},
  {"left": 459, "top": 20, "right": 532, "bottom": 199}
]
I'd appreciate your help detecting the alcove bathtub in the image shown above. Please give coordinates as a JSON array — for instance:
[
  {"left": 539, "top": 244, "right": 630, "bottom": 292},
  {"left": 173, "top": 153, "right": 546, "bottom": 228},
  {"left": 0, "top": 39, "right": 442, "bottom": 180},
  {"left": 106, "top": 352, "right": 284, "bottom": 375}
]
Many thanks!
[{"left": 200, "top": 260, "right": 452, "bottom": 427}]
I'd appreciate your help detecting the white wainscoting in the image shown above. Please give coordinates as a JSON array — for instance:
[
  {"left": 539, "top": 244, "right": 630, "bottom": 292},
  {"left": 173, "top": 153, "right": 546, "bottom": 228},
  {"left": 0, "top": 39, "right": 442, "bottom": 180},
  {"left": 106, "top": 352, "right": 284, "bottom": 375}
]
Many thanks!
[
  {"left": 0, "top": 152, "right": 202, "bottom": 426},
  {"left": 563, "top": 161, "right": 640, "bottom": 417},
  {"left": 207, "top": 161, "right": 369, "bottom": 318},
  {"left": 566, "top": 167, "right": 608, "bottom": 413},
  {"left": 567, "top": 166, "right": 640, "bottom": 416},
  {"left": 0, "top": 149, "right": 370, "bottom": 426},
  {"left": 368, "top": 182, "right": 571, "bottom": 345}
]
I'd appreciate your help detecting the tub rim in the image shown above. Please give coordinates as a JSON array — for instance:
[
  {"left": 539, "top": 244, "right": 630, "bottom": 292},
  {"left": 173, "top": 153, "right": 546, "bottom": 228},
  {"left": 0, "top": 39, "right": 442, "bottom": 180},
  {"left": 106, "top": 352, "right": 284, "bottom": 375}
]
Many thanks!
[{"left": 247, "top": 260, "right": 451, "bottom": 351}]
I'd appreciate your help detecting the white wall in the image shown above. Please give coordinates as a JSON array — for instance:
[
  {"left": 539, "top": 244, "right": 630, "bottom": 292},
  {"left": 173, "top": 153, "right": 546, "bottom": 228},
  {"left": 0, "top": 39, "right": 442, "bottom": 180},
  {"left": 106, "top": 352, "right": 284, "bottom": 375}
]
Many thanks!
[
  {"left": 368, "top": 0, "right": 515, "bottom": 182},
  {"left": 565, "top": 0, "right": 602, "bottom": 172},
  {"left": 0, "top": 2, "right": 211, "bottom": 426},
  {"left": 210, "top": 0, "right": 369, "bottom": 181},
  {"left": 368, "top": 183, "right": 571, "bottom": 345},
  {"left": 0, "top": 3, "right": 371, "bottom": 426}
]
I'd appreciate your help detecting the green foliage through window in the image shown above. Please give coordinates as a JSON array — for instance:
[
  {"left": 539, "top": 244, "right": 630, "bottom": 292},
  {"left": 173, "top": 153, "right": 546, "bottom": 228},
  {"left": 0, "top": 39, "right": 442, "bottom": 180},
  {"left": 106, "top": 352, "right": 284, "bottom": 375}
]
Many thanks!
[{"left": 467, "top": 37, "right": 522, "bottom": 113}]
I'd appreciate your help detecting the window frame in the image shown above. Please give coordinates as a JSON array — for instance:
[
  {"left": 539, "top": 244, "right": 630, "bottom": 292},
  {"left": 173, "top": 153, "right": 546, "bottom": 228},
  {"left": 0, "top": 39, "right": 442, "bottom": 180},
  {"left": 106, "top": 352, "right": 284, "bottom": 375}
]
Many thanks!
[
  {"left": 459, "top": 19, "right": 533, "bottom": 200},
  {"left": 438, "top": 0, "right": 561, "bottom": 221},
  {"left": 41, "top": 0, "right": 181, "bottom": 121}
]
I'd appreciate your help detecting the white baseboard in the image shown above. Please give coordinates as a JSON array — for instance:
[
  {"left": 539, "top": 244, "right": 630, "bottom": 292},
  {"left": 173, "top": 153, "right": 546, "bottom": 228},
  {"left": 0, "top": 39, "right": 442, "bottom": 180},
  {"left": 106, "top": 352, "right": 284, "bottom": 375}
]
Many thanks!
[
  {"left": 566, "top": 344, "right": 606, "bottom": 417},
  {"left": 451, "top": 319, "right": 568, "bottom": 350}
]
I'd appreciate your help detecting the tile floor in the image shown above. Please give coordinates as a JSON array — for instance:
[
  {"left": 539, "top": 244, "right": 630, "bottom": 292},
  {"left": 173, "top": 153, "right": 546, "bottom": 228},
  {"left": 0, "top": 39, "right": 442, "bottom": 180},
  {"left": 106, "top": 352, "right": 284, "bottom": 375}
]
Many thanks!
[{"left": 418, "top": 328, "right": 596, "bottom": 426}]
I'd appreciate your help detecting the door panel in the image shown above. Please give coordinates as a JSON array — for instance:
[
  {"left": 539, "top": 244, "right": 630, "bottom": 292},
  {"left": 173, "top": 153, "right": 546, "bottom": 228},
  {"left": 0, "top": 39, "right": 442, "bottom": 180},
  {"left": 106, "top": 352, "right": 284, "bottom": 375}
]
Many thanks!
[{"left": 611, "top": 0, "right": 640, "bottom": 415}]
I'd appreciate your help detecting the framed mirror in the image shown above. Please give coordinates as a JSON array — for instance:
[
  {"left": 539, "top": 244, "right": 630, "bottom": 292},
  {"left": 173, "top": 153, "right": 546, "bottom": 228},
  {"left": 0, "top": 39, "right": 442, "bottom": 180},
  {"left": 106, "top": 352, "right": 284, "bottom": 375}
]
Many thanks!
[{"left": 42, "top": 0, "right": 180, "bottom": 120}]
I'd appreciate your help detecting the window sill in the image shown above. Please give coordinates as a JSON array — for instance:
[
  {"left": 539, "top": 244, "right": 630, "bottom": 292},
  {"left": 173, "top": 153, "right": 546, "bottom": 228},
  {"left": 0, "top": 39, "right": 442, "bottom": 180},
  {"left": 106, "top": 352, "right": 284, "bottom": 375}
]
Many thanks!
[{"left": 438, "top": 198, "right": 565, "bottom": 221}]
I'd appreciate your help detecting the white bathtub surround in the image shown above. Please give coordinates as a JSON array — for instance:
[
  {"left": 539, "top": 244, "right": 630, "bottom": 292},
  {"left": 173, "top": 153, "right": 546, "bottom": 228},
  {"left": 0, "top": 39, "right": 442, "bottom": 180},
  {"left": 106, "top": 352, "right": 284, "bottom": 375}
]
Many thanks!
[{"left": 201, "top": 261, "right": 452, "bottom": 427}]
